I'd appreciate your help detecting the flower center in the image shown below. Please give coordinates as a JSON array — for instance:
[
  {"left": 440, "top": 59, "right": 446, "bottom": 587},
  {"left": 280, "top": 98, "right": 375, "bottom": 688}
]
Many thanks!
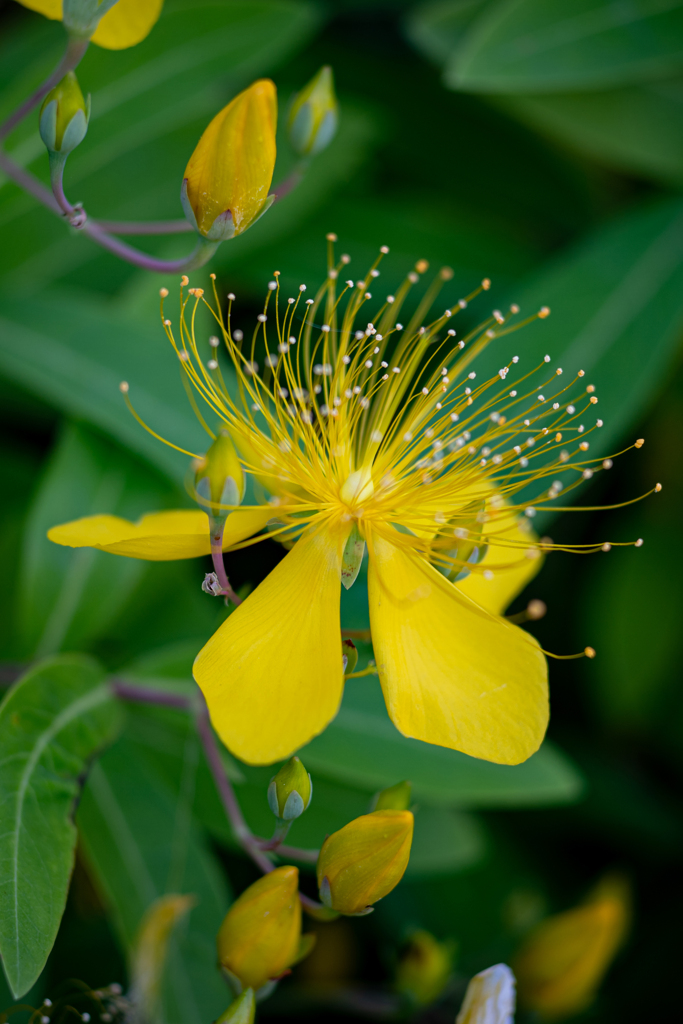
[{"left": 339, "top": 466, "right": 374, "bottom": 509}]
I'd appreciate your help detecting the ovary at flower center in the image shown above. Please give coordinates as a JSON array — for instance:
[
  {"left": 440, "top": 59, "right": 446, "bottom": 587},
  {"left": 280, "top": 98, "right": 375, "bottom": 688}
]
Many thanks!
[{"left": 339, "top": 465, "right": 375, "bottom": 510}]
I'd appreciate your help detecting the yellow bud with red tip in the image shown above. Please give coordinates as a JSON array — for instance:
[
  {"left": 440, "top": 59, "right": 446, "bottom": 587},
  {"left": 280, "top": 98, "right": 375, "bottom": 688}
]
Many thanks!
[
  {"left": 217, "top": 866, "right": 313, "bottom": 992},
  {"left": 514, "top": 875, "right": 629, "bottom": 1019},
  {"left": 182, "top": 80, "right": 277, "bottom": 242},
  {"left": 316, "top": 810, "right": 413, "bottom": 916}
]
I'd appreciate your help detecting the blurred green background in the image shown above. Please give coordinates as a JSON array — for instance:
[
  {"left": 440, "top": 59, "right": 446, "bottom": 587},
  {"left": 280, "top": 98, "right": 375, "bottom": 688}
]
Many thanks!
[{"left": 1, "top": 1, "right": 683, "bottom": 1021}]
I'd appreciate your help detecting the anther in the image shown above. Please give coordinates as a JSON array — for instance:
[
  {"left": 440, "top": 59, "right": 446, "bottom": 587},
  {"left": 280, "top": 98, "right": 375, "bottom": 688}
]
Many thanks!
[
  {"left": 257, "top": 314, "right": 267, "bottom": 322},
  {"left": 159, "top": 287, "right": 168, "bottom": 297},
  {"left": 602, "top": 459, "right": 613, "bottom": 469},
  {"left": 512, "top": 355, "right": 519, "bottom": 363},
  {"left": 509, "top": 390, "right": 517, "bottom": 397},
  {"left": 341, "top": 254, "right": 351, "bottom": 264},
  {"left": 268, "top": 281, "right": 277, "bottom": 290},
  {"left": 635, "top": 438, "right": 645, "bottom": 448},
  {"left": 181, "top": 275, "right": 189, "bottom": 286},
  {"left": 482, "top": 278, "right": 491, "bottom": 290},
  {"left": 387, "top": 295, "right": 395, "bottom": 303},
  {"left": 299, "top": 284, "right": 307, "bottom": 291},
  {"left": 210, "top": 273, "right": 216, "bottom": 280},
  {"left": 544, "top": 355, "right": 550, "bottom": 363},
  {"left": 207, "top": 360, "right": 218, "bottom": 370},
  {"left": 228, "top": 292, "right": 235, "bottom": 300},
  {"left": 579, "top": 441, "right": 589, "bottom": 451},
  {"left": 527, "top": 599, "right": 547, "bottom": 620},
  {"left": 381, "top": 245, "right": 389, "bottom": 254},
  {"left": 578, "top": 369, "right": 585, "bottom": 377},
  {"left": 602, "top": 543, "right": 611, "bottom": 552},
  {"left": 371, "top": 269, "right": 380, "bottom": 278},
  {"left": 525, "top": 507, "right": 536, "bottom": 517},
  {"left": 306, "top": 298, "right": 314, "bottom": 305},
  {"left": 597, "top": 418, "right": 603, "bottom": 427},
  {"left": 326, "top": 232, "right": 337, "bottom": 241},
  {"left": 209, "top": 335, "right": 220, "bottom": 347},
  {"left": 538, "top": 307, "right": 550, "bottom": 318},
  {"left": 586, "top": 384, "right": 595, "bottom": 393},
  {"left": 422, "top": 387, "right": 429, "bottom": 395},
  {"left": 556, "top": 367, "right": 563, "bottom": 375},
  {"left": 584, "top": 647, "right": 596, "bottom": 658},
  {"left": 164, "top": 319, "right": 172, "bottom": 326},
  {"left": 635, "top": 538, "right": 644, "bottom": 547},
  {"left": 119, "top": 381, "right": 129, "bottom": 392},
  {"left": 655, "top": 483, "right": 662, "bottom": 492},
  {"left": 233, "top": 330, "right": 243, "bottom": 341},
  {"left": 321, "top": 324, "right": 331, "bottom": 332}
]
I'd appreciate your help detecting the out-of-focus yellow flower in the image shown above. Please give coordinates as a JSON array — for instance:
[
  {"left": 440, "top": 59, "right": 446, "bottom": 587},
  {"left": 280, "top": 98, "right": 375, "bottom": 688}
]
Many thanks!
[
  {"left": 268, "top": 756, "right": 312, "bottom": 821},
  {"left": 217, "top": 866, "right": 314, "bottom": 992},
  {"left": 317, "top": 810, "right": 413, "bottom": 915},
  {"left": 514, "top": 876, "right": 630, "bottom": 1019},
  {"left": 216, "top": 989, "right": 255, "bottom": 1024},
  {"left": 456, "top": 963, "right": 516, "bottom": 1024},
  {"left": 181, "top": 80, "right": 277, "bottom": 242},
  {"left": 395, "top": 929, "right": 455, "bottom": 1006},
  {"left": 372, "top": 780, "right": 411, "bottom": 812},
  {"left": 130, "top": 894, "right": 196, "bottom": 1021},
  {"left": 16, "top": 0, "right": 163, "bottom": 49},
  {"left": 288, "top": 65, "right": 338, "bottom": 156},
  {"left": 39, "top": 71, "right": 89, "bottom": 154}
]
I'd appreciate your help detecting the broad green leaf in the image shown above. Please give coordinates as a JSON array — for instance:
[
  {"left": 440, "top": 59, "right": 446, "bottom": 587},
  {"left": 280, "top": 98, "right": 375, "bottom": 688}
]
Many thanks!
[
  {"left": 297, "top": 677, "right": 584, "bottom": 807},
  {"left": 0, "top": 654, "right": 121, "bottom": 998},
  {"left": 405, "top": 0, "right": 496, "bottom": 67},
  {"left": 0, "top": 290, "right": 208, "bottom": 483},
  {"left": 77, "top": 735, "right": 231, "bottom": 1024},
  {"left": 17, "top": 422, "right": 180, "bottom": 657},
  {"left": 449, "top": 0, "right": 683, "bottom": 94},
  {"left": 502, "top": 79, "right": 683, "bottom": 185}
]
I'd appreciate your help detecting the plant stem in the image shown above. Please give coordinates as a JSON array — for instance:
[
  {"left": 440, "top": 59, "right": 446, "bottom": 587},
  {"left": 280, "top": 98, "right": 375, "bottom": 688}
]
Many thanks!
[
  {"left": 110, "top": 679, "right": 191, "bottom": 711},
  {"left": 0, "top": 35, "right": 89, "bottom": 144},
  {"left": 96, "top": 219, "right": 195, "bottom": 236},
  {"left": 209, "top": 517, "right": 242, "bottom": 605}
]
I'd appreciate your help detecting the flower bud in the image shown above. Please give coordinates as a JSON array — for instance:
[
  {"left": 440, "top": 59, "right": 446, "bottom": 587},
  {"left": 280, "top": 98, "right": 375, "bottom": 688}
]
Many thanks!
[
  {"left": 216, "top": 989, "right": 255, "bottom": 1024},
  {"left": 395, "top": 929, "right": 454, "bottom": 1006},
  {"left": 217, "top": 866, "right": 312, "bottom": 991},
  {"left": 372, "top": 780, "right": 411, "bottom": 812},
  {"left": 182, "top": 80, "right": 277, "bottom": 242},
  {"left": 267, "top": 756, "right": 312, "bottom": 821},
  {"left": 194, "top": 430, "right": 245, "bottom": 517},
  {"left": 342, "top": 638, "right": 358, "bottom": 675},
  {"left": 317, "top": 810, "right": 413, "bottom": 916},
  {"left": 513, "top": 876, "right": 629, "bottom": 1019},
  {"left": 39, "top": 72, "right": 90, "bottom": 155},
  {"left": 456, "top": 964, "right": 516, "bottom": 1024},
  {"left": 288, "top": 66, "right": 338, "bottom": 157}
]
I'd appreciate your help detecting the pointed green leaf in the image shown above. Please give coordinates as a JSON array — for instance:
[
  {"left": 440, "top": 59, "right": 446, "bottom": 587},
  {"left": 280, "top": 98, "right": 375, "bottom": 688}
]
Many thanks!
[{"left": 0, "top": 654, "right": 121, "bottom": 998}]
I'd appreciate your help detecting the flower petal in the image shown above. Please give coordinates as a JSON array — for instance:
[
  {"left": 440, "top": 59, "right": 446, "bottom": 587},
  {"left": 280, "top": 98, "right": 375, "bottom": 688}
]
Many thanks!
[
  {"left": 91, "top": 0, "right": 163, "bottom": 50},
  {"left": 47, "top": 508, "right": 272, "bottom": 560},
  {"left": 16, "top": 0, "right": 61, "bottom": 20},
  {"left": 457, "top": 516, "right": 542, "bottom": 614},
  {"left": 194, "top": 524, "right": 347, "bottom": 765},
  {"left": 367, "top": 530, "right": 548, "bottom": 765}
]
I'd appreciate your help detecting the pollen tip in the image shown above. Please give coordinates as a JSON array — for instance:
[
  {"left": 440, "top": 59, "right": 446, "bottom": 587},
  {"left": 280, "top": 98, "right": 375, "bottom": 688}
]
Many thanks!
[
  {"left": 578, "top": 369, "right": 585, "bottom": 377},
  {"left": 159, "top": 287, "right": 168, "bottom": 297},
  {"left": 119, "top": 381, "right": 129, "bottom": 393},
  {"left": 227, "top": 292, "right": 235, "bottom": 301},
  {"left": 326, "top": 232, "right": 338, "bottom": 241},
  {"left": 538, "top": 306, "right": 550, "bottom": 318},
  {"left": 510, "top": 303, "right": 520, "bottom": 314},
  {"left": 601, "top": 542, "right": 611, "bottom": 552},
  {"left": 415, "top": 259, "right": 429, "bottom": 273},
  {"left": 163, "top": 319, "right": 172, "bottom": 326},
  {"left": 440, "top": 266, "right": 454, "bottom": 280},
  {"left": 210, "top": 273, "right": 216, "bottom": 280},
  {"left": 635, "top": 538, "right": 644, "bottom": 547},
  {"left": 584, "top": 646, "right": 596, "bottom": 659},
  {"left": 655, "top": 482, "right": 662, "bottom": 492},
  {"left": 180, "top": 275, "right": 189, "bottom": 286},
  {"left": 527, "top": 599, "right": 547, "bottom": 620},
  {"left": 481, "top": 278, "right": 491, "bottom": 290},
  {"left": 380, "top": 245, "right": 389, "bottom": 254},
  {"left": 635, "top": 438, "right": 645, "bottom": 448}
]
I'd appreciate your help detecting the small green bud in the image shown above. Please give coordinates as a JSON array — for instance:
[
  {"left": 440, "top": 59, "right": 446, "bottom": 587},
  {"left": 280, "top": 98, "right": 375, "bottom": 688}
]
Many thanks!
[
  {"left": 194, "top": 430, "right": 245, "bottom": 517},
  {"left": 267, "top": 756, "right": 312, "bottom": 821},
  {"left": 288, "top": 66, "right": 338, "bottom": 157},
  {"left": 39, "top": 71, "right": 90, "bottom": 155},
  {"left": 216, "top": 989, "right": 255, "bottom": 1024},
  {"left": 342, "top": 638, "right": 358, "bottom": 675},
  {"left": 372, "top": 780, "right": 412, "bottom": 812}
]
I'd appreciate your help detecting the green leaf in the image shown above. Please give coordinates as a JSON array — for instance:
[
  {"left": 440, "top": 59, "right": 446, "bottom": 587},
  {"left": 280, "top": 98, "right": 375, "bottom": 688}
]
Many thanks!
[
  {"left": 17, "top": 421, "right": 181, "bottom": 657},
  {"left": 0, "top": 654, "right": 121, "bottom": 998},
  {"left": 0, "top": 290, "right": 208, "bottom": 483},
  {"left": 501, "top": 79, "right": 683, "bottom": 185},
  {"left": 77, "top": 735, "right": 231, "bottom": 1024},
  {"left": 404, "top": 0, "right": 495, "bottom": 67},
  {"left": 297, "top": 677, "right": 583, "bottom": 807},
  {"left": 448, "top": 0, "right": 683, "bottom": 94}
]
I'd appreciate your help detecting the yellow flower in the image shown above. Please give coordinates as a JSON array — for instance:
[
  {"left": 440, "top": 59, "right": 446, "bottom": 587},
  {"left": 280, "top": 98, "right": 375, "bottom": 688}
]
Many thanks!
[
  {"left": 16, "top": 0, "right": 164, "bottom": 49},
  {"left": 456, "top": 963, "right": 516, "bottom": 1023},
  {"left": 217, "top": 865, "right": 314, "bottom": 992},
  {"left": 49, "top": 244, "right": 643, "bottom": 766},
  {"left": 395, "top": 929, "right": 455, "bottom": 1006},
  {"left": 316, "top": 810, "right": 413, "bottom": 915},
  {"left": 181, "top": 80, "right": 277, "bottom": 241},
  {"left": 513, "top": 876, "right": 629, "bottom": 1019}
]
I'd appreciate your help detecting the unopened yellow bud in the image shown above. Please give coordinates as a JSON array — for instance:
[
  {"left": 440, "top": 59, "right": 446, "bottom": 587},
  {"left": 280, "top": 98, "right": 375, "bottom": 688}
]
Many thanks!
[
  {"left": 456, "top": 964, "right": 516, "bottom": 1023},
  {"left": 216, "top": 989, "right": 255, "bottom": 1024},
  {"left": 194, "top": 430, "right": 245, "bottom": 516},
  {"left": 372, "top": 780, "right": 411, "bottom": 812},
  {"left": 39, "top": 71, "right": 89, "bottom": 155},
  {"left": 268, "top": 756, "right": 312, "bottom": 821},
  {"left": 514, "top": 876, "right": 629, "bottom": 1019},
  {"left": 316, "top": 810, "right": 413, "bottom": 916},
  {"left": 217, "top": 866, "right": 312, "bottom": 991},
  {"left": 182, "top": 80, "right": 277, "bottom": 241},
  {"left": 395, "top": 930, "right": 454, "bottom": 1006},
  {"left": 288, "top": 65, "right": 338, "bottom": 157}
]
